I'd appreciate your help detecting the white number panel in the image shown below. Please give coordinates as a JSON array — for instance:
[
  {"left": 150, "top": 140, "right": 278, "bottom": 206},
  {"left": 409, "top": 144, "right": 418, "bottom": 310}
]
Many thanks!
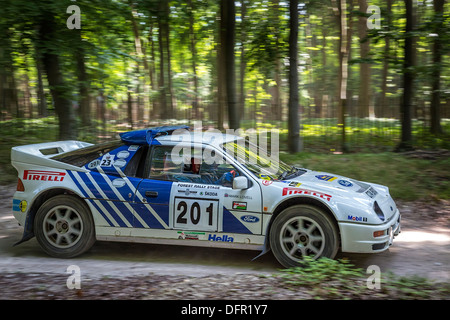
[{"left": 173, "top": 197, "right": 219, "bottom": 231}]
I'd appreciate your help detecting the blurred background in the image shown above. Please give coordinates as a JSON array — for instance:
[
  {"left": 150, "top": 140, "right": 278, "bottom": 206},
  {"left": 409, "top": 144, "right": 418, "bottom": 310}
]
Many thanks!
[{"left": 0, "top": 0, "right": 449, "bottom": 167}]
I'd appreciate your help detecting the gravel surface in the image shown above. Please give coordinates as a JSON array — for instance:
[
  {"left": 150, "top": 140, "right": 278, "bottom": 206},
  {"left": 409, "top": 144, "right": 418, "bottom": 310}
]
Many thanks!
[{"left": 0, "top": 183, "right": 449, "bottom": 300}]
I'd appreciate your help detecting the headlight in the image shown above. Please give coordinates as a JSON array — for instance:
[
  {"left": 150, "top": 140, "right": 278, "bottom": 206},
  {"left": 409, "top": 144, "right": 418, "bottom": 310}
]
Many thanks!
[{"left": 373, "top": 201, "right": 385, "bottom": 221}]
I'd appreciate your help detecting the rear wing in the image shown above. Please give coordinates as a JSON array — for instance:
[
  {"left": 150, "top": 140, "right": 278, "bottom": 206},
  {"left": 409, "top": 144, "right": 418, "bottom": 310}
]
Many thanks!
[{"left": 11, "top": 140, "right": 93, "bottom": 172}]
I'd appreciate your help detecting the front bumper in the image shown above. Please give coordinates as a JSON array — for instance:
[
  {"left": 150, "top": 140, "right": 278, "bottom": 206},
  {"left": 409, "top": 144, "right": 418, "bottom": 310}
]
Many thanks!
[{"left": 339, "top": 209, "right": 401, "bottom": 253}]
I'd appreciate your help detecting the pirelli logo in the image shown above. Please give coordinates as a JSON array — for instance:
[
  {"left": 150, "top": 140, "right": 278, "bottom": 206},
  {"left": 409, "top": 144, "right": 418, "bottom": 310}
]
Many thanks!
[
  {"left": 23, "top": 170, "right": 66, "bottom": 182},
  {"left": 282, "top": 187, "right": 332, "bottom": 201}
]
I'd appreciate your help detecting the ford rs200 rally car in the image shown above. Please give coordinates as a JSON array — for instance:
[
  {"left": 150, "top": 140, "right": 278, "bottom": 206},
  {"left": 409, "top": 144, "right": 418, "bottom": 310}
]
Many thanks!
[{"left": 11, "top": 126, "right": 401, "bottom": 267}]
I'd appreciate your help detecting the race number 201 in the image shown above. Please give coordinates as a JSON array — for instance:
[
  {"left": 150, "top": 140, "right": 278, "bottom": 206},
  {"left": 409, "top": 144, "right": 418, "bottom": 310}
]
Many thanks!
[{"left": 174, "top": 198, "right": 219, "bottom": 231}]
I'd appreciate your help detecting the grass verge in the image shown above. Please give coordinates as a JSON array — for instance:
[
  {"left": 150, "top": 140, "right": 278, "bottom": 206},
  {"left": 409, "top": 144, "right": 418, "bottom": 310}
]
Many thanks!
[{"left": 274, "top": 257, "right": 450, "bottom": 300}]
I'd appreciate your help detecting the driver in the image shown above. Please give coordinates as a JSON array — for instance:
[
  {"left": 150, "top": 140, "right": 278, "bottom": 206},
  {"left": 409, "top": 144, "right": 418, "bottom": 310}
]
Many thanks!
[{"left": 176, "top": 156, "right": 239, "bottom": 186}]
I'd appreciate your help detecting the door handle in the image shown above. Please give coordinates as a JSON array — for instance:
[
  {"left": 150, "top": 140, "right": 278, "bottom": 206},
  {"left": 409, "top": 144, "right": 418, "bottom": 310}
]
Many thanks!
[{"left": 145, "top": 191, "right": 158, "bottom": 198}]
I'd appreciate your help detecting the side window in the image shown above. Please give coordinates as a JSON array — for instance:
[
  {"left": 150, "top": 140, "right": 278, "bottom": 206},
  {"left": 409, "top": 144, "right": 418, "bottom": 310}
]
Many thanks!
[
  {"left": 124, "top": 145, "right": 147, "bottom": 178},
  {"left": 147, "top": 145, "right": 240, "bottom": 187},
  {"left": 148, "top": 146, "right": 183, "bottom": 181}
]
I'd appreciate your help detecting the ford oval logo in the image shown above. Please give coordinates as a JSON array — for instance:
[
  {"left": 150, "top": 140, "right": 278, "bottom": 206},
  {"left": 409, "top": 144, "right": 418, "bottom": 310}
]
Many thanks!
[{"left": 240, "top": 215, "right": 260, "bottom": 223}]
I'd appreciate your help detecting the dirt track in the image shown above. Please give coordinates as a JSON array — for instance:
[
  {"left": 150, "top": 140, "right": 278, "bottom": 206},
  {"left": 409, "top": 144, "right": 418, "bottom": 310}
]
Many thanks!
[{"left": 0, "top": 183, "right": 449, "bottom": 299}]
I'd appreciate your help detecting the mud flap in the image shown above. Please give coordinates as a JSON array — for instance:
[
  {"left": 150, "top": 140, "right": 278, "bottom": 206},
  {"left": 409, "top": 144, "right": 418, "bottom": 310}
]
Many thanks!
[
  {"left": 251, "top": 236, "right": 271, "bottom": 261},
  {"left": 13, "top": 211, "right": 35, "bottom": 246}
]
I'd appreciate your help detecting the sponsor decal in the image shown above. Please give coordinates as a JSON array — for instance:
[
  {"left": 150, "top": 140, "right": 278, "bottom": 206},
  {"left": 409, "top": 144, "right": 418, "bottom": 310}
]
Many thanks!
[
  {"left": 282, "top": 187, "right": 332, "bottom": 201},
  {"left": 288, "top": 181, "right": 302, "bottom": 187},
  {"left": 208, "top": 234, "right": 234, "bottom": 242},
  {"left": 116, "top": 150, "right": 130, "bottom": 159},
  {"left": 315, "top": 175, "right": 337, "bottom": 182},
  {"left": 87, "top": 159, "right": 101, "bottom": 169},
  {"left": 224, "top": 193, "right": 253, "bottom": 200},
  {"left": 338, "top": 180, "right": 353, "bottom": 187},
  {"left": 12, "top": 199, "right": 21, "bottom": 212},
  {"left": 128, "top": 145, "right": 139, "bottom": 152},
  {"left": 240, "top": 215, "right": 260, "bottom": 223},
  {"left": 348, "top": 215, "right": 368, "bottom": 222},
  {"left": 232, "top": 201, "right": 247, "bottom": 210},
  {"left": 259, "top": 174, "right": 271, "bottom": 180},
  {"left": 112, "top": 178, "right": 126, "bottom": 188},
  {"left": 262, "top": 180, "right": 273, "bottom": 186},
  {"left": 113, "top": 159, "right": 127, "bottom": 168},
  {"left": 178, "top": 189, "right": 197, "bottom": 196},
  {"left": 19, "top": 200, "right": 27, "bottom": 212},
  {"left": 23, "top": 170, "right": 66, "bottom": 182},
  {"left": 178, "top": 183, "right": 193, "bottom": 188},
  {"left": 178, "top": 231, "right": 205, "bottom": 240},
  {"left": 100, "top": 154, "right": 114, "bottom": 167}
]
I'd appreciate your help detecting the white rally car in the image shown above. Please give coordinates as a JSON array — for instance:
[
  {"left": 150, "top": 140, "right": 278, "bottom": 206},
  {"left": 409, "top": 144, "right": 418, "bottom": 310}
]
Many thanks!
[{"left": 11, "top": 126, "right": 401, "bottom": 267}]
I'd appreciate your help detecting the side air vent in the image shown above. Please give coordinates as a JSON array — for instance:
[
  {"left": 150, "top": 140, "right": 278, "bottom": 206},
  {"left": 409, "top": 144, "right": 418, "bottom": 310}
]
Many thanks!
[{"left": 373, "top": 201, "right": 385, "bottom": 221}]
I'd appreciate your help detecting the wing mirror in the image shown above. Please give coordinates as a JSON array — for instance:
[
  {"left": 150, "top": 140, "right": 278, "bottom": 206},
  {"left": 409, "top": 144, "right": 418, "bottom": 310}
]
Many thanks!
[{"left": 232, "top": 176, "right": 250, "bottom": 190}]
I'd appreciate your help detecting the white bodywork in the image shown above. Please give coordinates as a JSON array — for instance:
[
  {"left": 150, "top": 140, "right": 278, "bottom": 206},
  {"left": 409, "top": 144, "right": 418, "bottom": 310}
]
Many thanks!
[{"left": 11, "top": 131, "right": 401, "bottom": 257}]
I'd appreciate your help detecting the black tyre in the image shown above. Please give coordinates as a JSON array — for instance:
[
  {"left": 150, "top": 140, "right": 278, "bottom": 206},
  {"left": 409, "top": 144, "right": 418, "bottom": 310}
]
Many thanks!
[
  {"left": 34, "top": 195, "right": 96, "bottom": 258},
  {"left": 269, "top": 204, "right": 339, "bottom": 268}
]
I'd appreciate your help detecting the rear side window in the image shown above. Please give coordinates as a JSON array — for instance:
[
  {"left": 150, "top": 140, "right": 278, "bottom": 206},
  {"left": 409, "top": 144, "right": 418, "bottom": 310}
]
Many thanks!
[{"left": 52, "top": 140, "right": 124, "bottom": 167}]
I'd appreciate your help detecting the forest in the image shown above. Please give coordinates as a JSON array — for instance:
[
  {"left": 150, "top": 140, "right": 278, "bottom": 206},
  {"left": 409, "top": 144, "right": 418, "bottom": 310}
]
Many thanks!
[{"left": 0, "top": 0, "right": 449, "bottom": 153}]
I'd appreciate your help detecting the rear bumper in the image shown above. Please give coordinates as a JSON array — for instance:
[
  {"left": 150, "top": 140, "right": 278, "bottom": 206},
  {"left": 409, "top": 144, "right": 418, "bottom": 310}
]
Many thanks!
[{"left": 339, "top": 209, "right": 401, "bottom": 253}]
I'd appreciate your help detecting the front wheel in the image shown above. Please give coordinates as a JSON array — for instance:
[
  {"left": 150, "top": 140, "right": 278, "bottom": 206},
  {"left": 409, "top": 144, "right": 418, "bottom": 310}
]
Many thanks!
[
  {"left": 34, "top": 195, "right": 96, "bottom": 258},
  {"left": 269, "top": 205, "right": 339, "bottom": 268}
]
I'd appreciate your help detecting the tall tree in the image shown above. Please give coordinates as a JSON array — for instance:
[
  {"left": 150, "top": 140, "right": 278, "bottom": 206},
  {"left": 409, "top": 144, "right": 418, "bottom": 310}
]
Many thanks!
[
  {"left": 358, "top": 0, "right": 371, "bottom": 118},
  {"left": 288, "top": 0, "right": 301, "bottom": 153},
  {"left": 397, "top": 0, "right": 415, "bottom": 151},
  {"left": 187, "top": 0, "right": 200, "bottom": 119},
  {"left": 379, "top": 0, "right": 392, "bottom": 118},
  {"left": 36, "top": 8, "right": 76, "bottom": 140},
  {"left": 337, "top": 0, "right": 350, "bottom": 152},
  {"left": 158, "top": 0, "right": 174, "bottom": 119},
  {"left": 221, "top": 0, "right": 239, "bottom": 129},
  {"left": 75, "top": 28, "right": 91, "bottom": 127},
  {"left": 430, "top": 0, "right": 445, "bottom": 135}
]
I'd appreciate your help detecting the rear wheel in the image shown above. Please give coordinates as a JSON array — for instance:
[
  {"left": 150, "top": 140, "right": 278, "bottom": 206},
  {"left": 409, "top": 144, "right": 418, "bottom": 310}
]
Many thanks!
[
  {"left": 269, "top": 205, "right": 339, "bottom": 268},
  {"left": 34, "top": 195, "right": 95, "bottom": 258}
]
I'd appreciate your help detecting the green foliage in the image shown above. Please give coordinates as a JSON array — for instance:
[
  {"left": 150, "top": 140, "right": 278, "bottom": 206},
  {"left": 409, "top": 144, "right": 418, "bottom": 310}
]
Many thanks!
[
  {"left": 276, "top": 256, "right": 450, "bottom": 300},
  {"left": 277, "top": 257, "right": 366, "bottom": 299},
  {"left": 280, "top": 150, "right": 450, "bottom": 200}
]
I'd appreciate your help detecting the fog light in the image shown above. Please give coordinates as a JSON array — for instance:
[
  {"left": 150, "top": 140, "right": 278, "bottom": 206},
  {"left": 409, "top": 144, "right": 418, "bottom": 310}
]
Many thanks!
[{"left": 373, "top": 230, "right": 385, "bottom": 238}]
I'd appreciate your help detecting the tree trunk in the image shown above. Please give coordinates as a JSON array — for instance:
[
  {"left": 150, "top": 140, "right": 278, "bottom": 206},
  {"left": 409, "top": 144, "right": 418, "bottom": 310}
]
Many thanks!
[
  {"left": 221, "top": 0, "right": 239, "bottom": 130},
  {"left": 187, "top": 0, "right": 200, "bottom": 120},
  {"left": 380, "top": 0, "right": 392, "bottom": 118},
  {"left": 358, "top": 0, "right": 371, "bottom": 118},
  {"left": 430, "top": 0, "right": 445, "bottom": 135},
  {"left": 338, "top": 0, "right": 350, "bottom": 152},
  {"left": 38, "top": 15, "right": 76, "bottom": 140},
  {"left": 158, "top": 0, "right": 173, "bottom": 120},
  {"left": 288, "top": 0, "right": 301, "bottom": 153},
  {"left": 75, "top": 30, "right": 91, "bottom": 127},
  {"left": 148, "top": 18, "right": 159, "bottom": 121},
  {"left": 239, "top": 0, "right": 247, "bottom": 121},
  {"left": 396, "top": 0, "right": 415, "bottom": 151},
  {"left": 35, "top": 50, "right": 48, "bottom": 118}
]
